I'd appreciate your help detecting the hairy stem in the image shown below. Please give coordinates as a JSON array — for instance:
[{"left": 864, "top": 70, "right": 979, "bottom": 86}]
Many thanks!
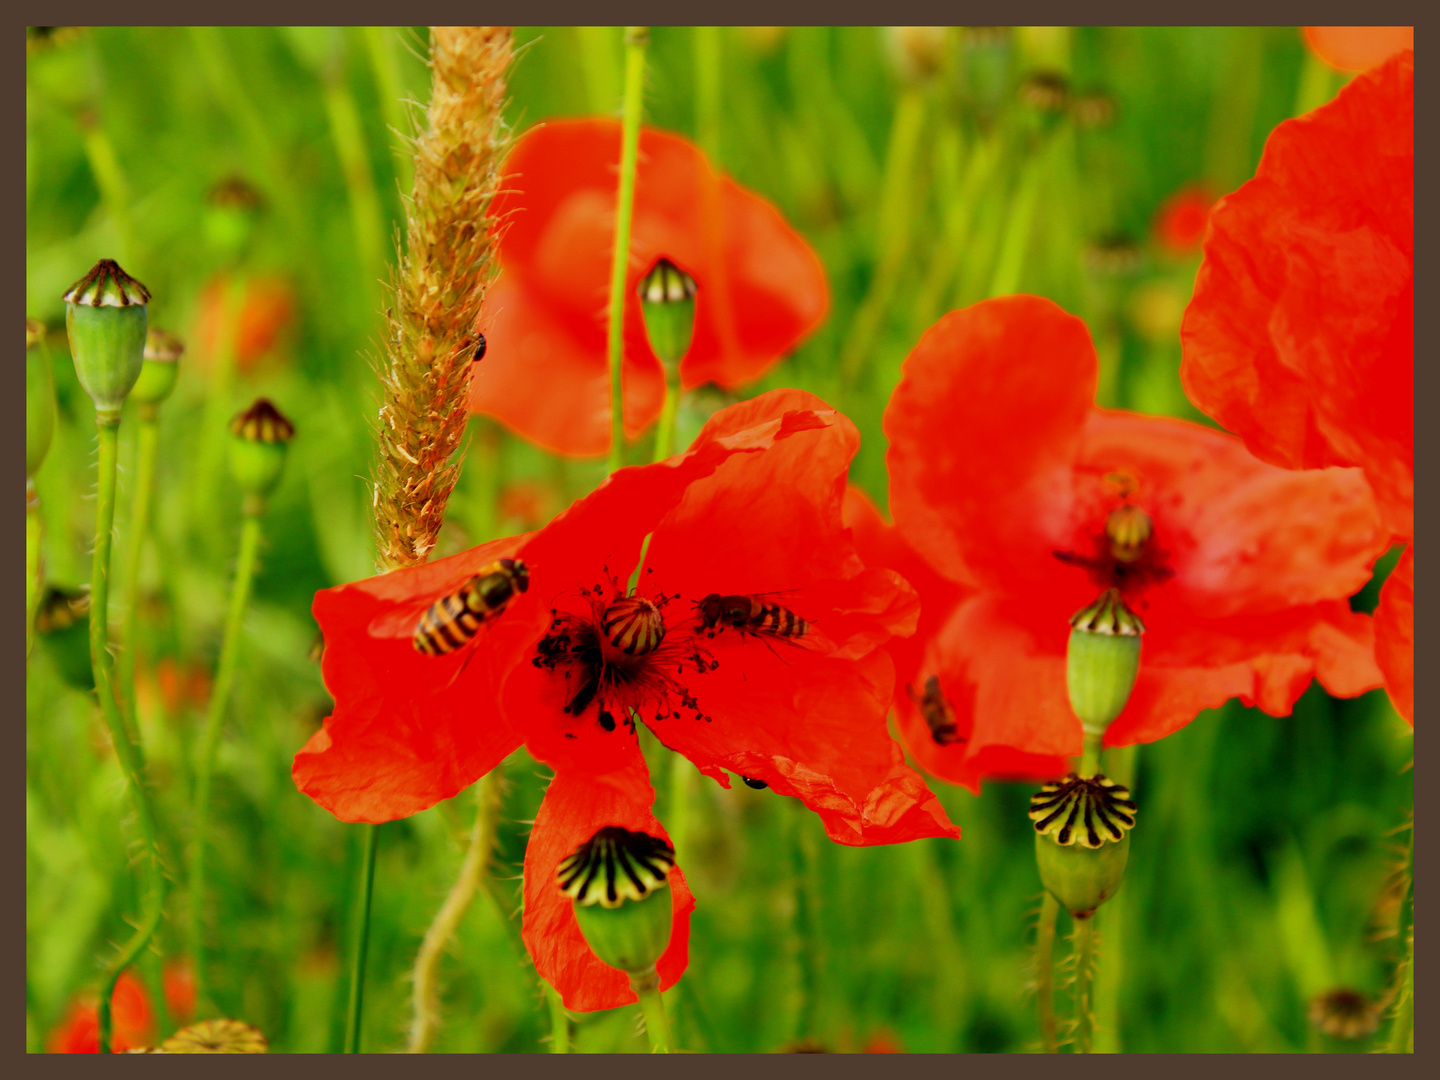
[
  {"left": 1071, "top": 915, "right": 1096, "bottom": 1053},
  {"left": 91, "top": 418, "right": 167, "bottom": 1055},
  {"left": 1036, "top": 891, "right": 1061, "bottom": 1052},
  {"left": 632, "top": 968, "right": 673, "bottom": 1053},
  {"left": 189, "top": 509, "right": 264, "bottom": 1013},
  {"left": 120, "top": 409, "right": 161, "bottom": 727},
  {"left": 345, "top": 822, "right": 380, "bottom": 1053},
  {"left": 606, "top": 27, "right": 648, "bottom": 474},
  {"left": 408, "top": 772, "right": 502, "bottom": 1053},
  {"left": 544, "top": 980, "right": 570, "bottom": 1053},
  {"left": 1385, "top": 819, "right": 1414, "bottom": 1053}
]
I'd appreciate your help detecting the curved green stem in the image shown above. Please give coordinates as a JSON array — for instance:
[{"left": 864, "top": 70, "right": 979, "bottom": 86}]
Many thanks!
[
  {"left": 189, "top": 509, "right": 264, "bottom": 1013},
  {"left": 605, "top": 27, "right": 649, "bottom": 475},
  {"left": 120, "top": 409, "right": 161, "bottom": 726},
  {"left": 632, "top": 968, "right": 672, "bottom": 1053},
  {"left": 651, "top": 361, "right": 683, "bottom": 464},
  {"left": 1036, "top": 891, "right": 1060, "bottom": 1052},
  {"left": 345, "top": 822, "right": 380, "bottom": 1053},
  {"left": 1385, "top": 820, "right": 1414, "bottom": 1053},
  {"left": 26, "top": 481, "right": 40, "bottom": 659},
  {"left": 407, "top": 772, "right": 501, "bottom": 1053},
  {"left": 91, "top": 418, "right": 167, "bottom": 1054},
  {"left": 1071, "top": 915, "right": 1096, "bottom": 1053},
  {"left": 1079, "top": 729, "right": 1104, "bottom": 778},
  {"left": 544, "top": 980, "right": 570, "bottom": 1053}
]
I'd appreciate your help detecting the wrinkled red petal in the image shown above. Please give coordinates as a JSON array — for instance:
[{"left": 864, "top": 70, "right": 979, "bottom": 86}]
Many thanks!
[
  {"left": 293, "top": 535, "right": 533, "bottom": 823},
  {"left": 1181, "top": 52, "right": 1413, "bottom": 540},
  {"left": 471, "top": 119, "right": 827, "bottom": 455},
  {"left": 521, "top": 753, "right": 694, "bottom": 1013},
  {"left": 886, "top": 296, "right": 1097, "bottom": 591},
  {"left": 1375, "top": 545, "right": 1414, "bottom": 724},
  {"left": 1304, "top": 27, "right": 1413, "bottom": 72}
]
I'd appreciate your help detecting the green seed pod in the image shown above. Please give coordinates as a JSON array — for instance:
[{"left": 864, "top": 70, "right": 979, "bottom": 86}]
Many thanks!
[
  {"left": 228, "top": 398, "right": 295, "bottom": 505},
  {"left": 204, "top": 176, "right": 263, "bottom": 263},
  {"left": 638, "top": 258, "right": 698, "bottom": 365},
  {"left": 36, "top": 586, "right": 94, "bottom": 692},
  {"left": 1030, "top": 773, "right": 1137, "bottom": 918},
  {"left": 1067, "top": 588, "right": 1144, "bottom": 734},
  {"left": 26, "top": 319, "right": 56, "bottom": 479},
  {"left": 558, "top": 826, "right": 675, "bottom": 976},
  {"left": 63, "top": 258, "right": 150, "bottom": 421},
  {"left": 131, "top": 328, "right": 184, "bottom": 410}
]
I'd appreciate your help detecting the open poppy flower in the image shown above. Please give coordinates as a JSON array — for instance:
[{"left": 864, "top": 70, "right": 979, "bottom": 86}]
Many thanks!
[
  {"left": 1181, "top": 51, "right": 1412, "bottom": 722},
  {"left": 468, "top": 119, "right": 829, "bottom": 457},
  {"left": 1303, "top": 27, "right": 1413, "bottom": 73},
  {"left": 294, "top": 389, "right": 956, "bottom": 1011},
  {"left": 46, "top": 972, "right": 153, "bottom": 1053},
  {"left": 881, "top": 296, "right": 1389, "bottom": 785}
]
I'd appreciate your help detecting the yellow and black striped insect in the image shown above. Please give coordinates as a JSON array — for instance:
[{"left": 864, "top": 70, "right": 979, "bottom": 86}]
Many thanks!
[
  {"left": 696, "top": 592, "right": 806, "bottom": 639},
  {"left": 413, "top": 558, "right": 530, "bottom": 657}
]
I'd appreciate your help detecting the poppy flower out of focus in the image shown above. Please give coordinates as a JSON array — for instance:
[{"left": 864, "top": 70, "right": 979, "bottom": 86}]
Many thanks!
[
  {"left": 1152, "top": 185, "right": 1215, "bottom": 257},
  {"left": 195, "top": 274, "right": 295, "bottom": 373},
  {"left": 1304, "top": 27, "right": 1413, "bottom": 73},
  {"left": 1181, "top": 52, "right": 1412, "bottom": 722},
  {"left": 881, "top": 296, "right": 1389, "bottom": 788},
  {"left": 294, "top": 389, "right": 956, "bottom": 1011},
  {"left": 468, "top": 119, "right": 829, "bottom": 457},
  {"left": 46, "top": 972, "right": 154, "bottom": 1053}
]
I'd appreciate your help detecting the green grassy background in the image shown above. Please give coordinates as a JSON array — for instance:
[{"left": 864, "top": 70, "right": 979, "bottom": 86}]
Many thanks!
[{"left": 25, "top": 26, "right": 1411, "bottom": 1053}]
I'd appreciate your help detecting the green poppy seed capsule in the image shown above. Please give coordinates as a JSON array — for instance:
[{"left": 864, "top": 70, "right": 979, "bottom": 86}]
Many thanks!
[
  {"left": 36, "top": 586, "right": 95, "bottom": 692},
  {"left": 27, "top": 319, "right": 57, "bottom": 479},
  {"left": 228, "top": 398, "right": 295, "bottom": 507},
  {"left": 204, "top": 176, "right": 263, "bottom": 262},
  {"left": 63, "top": 258, "right": 151, "bottom": 423},
  {"left": 1030, "top": 773, "right": 1137, "bottom": 918},
  {"left": 1067, "top": 588, "right": 1144, "bottom": 735},
  {"left": 131, "top": 328, "right": 184, "bottom": 411},
  {"left": 558, "top": 826, "right": 675, "bottom": 976},
  {"left": 638, "top": 257, "right": 698, "bottom": 365}
]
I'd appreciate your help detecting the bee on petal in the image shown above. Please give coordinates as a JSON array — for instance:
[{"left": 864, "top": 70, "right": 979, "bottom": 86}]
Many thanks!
[{"left": 413, "top": 558, "right": 530, "bottom": 657}]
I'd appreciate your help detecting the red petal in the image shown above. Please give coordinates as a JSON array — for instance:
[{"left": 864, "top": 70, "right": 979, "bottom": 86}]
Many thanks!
[
  {"left": 1181, "top": 52, "right": 1413, "bottom": 540},
  {"left": 886, "top": 296, "right": 1098, "bottom": 591},
  {"left": 1375, "top": 544, "right": 1414, "bottom": 724},
  {"left": 293, "top": 536, "right": 533, "bottom": 823},
  {"left": 1304, "top": 27, "right": 1413, "bottom": 72},
  {"left": 472, "top": 119, "right": 827, "bottom": 454},
  {"left": 521, "top": 754, "right": 694, "bottom": 1013}
]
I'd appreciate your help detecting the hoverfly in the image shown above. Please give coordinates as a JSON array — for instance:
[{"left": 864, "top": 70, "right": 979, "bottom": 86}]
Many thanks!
[
  {"left": 694, "top": 592, "right": 828, "bottom": 651},
  {"left": 906, "top": 675, "right": 965, "bottom": 747},
  {"left": 413, "top": 557, "right": 530, "bottom": 659}
]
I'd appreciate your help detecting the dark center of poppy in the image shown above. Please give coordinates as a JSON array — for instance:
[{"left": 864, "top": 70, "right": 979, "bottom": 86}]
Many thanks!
[
  {"left": 1028, "top": 773, "right": 1137, "bottom": 848},
  {"left": 556, "top": 825, "right": 675, "bottom": 908},
  {"left": 1053, "top": 498, "right": 1172, "bottom": 599}
]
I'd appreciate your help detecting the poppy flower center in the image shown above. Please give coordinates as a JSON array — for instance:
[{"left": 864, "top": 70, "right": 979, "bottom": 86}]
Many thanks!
[
  {"left": 532, "top": 580, "right": 718, "bottom": 733},
  {"left": 1054, "top": 499, "right": 1173, "bottom": 600}
]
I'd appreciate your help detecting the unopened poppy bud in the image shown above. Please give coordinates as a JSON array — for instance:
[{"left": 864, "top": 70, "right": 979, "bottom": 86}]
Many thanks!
[
  {"left": 1018, "top": 70, "right": 1071, "bottom": 114},
  {"left": 602, "top": 596, "right": 667, "bottom": 656},
  {"left": 1071, "top": 91, "right": 1117, "bottom": 130},
  {"left": 885, "top": 26, "right": 949, "bottom": 83},
  {"left": 131, "top": 328, "right": 184, "bottom": 411},
  {"left": 36, "top": 586, "right": 94, "bottom": 692},
  {"left": 1030, "top": 773, "right": 1136, "bottom": 918},
  {"left": 228, "top": 398, "right": 294, "bottom": 506},
  {"left": 558, "top": 826, "right": 675, "bottom": 976},
  {"left": 27, "top": 319, "right": 57, "bottom": 479},
  {"left": 204, "top": 176, "right": 262, "bottom": 263},
  {"left": 1105, "top": 503, "right": 1152, "bottom": 563},
  {"left": 1308, "top": 988, "right": 1381, "bottom": 1041},
  {"left": 63, "top": 258, "right": 150, "bottom": 422},
  {"left": 1067, "top": 588, "right": 1144, "bottom": 735},
  {"left": 638, "top": 258, "right": 697, "bottom": 365}
]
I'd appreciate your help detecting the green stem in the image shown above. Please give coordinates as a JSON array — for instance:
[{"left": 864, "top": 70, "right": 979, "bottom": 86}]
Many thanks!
[
  {"left": 1293, "top": 48, "right": 1338, "bottom": 116},
  {"left": 361, "top": 26, "right": 414, "bottom": 196},
  {"left": 345, "top": 822, "right": 380, "bottom": 1053},
  {"left": 323, "top": 49, "right": 389, "bottom": 297},
  {"left": 1385, "top": 820, "right": 1414, "bottom": 1053},
  {"left": 790, "top": 804, "right": 822, "bottom": 1040},
  {"left": 189, "top": 509, "right": 264, "bottom": 1013},
  {"left": 987, "top": 156, "right": 1044, "bottom": 298},
  {"left": 632, "top": 968, "right": 673, "bottom": 1053},
  {"left": 1072, "top": 914, "right": 1096, "bottom": 1053},
  {"left": 1036, "top": 891, "right": 1060, "bottom": 1052},
  {"left": 90, "top": 418, "right": 167, "bottom": 1055},
  {"left": 651, "top": 361, "right": 683, "bottom": 464},
  {"left": 192, "top": 276, "right": 244, "bottom": 548},
  {"left": 605, "top": 27, "right": 648, "bottom": 475},
  {"left": 26, "top": 481, "right": 40, "bottom": 658},
  {"left": 1079, "top": 729, "right": 1104, "bottom": 778},
  {"left": 407, "top": 772, "right": 501, "bottom": 1053},
  {"left": 1093, "top": 743, "right": 1136, "bottom": 1053},
  {"left": 693, "top": 27, "right": 722, "bottom": 161},
  {"left": 120, "top": 409, "right": 161, "bottom": 728},
  {"left": 544, "top": 980, "right": 570, "bottom": 1053}
]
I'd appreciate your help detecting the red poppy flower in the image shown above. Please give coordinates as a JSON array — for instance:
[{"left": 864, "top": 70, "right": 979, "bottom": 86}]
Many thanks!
[
  {"left": 468, "top": 119, "right": 829, "bottom": 457},
  {"left": 881, "top": 296, "right": 1388, "bottom": 781},
  {"left": 195, "top": 274, "right": 296, "bottom": 373},
  {"left": 1304, "top": 27, "right": 1413, "bottom": 73},
  {"left": 294, "top": 389, "right": 956, "bottom": 1010},
  {"left": 163, "top": 960, "right": 196, "bottom": 1025},
  {"left": 1181, "top": 51, "right": 1412, "bottom": 722},
  {"left": 46, "top": 972, "right": 153, "bottom": 1053},
  {"left": 1152, "top": 185, "right": 1215, "bottom": 257}
]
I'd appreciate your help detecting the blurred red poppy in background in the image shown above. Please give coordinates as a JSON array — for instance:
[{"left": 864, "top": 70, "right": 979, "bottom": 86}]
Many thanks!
[
  {"left": 881, "top": 296, "right": 1389, "bottom": 785},
  {"left": 1303, "top": 27, "right": 1413, "bottom": 72},
  {"left": 294, "top": 390, "right": 955, "bottom": 1010},
  {"left": 195, "top": 273, "right": 296, "bottom": 373},
  {"left": 1152, "top": 185, "right": 1215, "bottom": 257},
  {"left": 1181, "top": 51, "right": 1412, "bottom": 722},
  {"left": 469, "top": 119, "right": 829, "bottom": 457},
  {"left": 46, "top": 972, "right": 153, "bottom": 1053}
]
